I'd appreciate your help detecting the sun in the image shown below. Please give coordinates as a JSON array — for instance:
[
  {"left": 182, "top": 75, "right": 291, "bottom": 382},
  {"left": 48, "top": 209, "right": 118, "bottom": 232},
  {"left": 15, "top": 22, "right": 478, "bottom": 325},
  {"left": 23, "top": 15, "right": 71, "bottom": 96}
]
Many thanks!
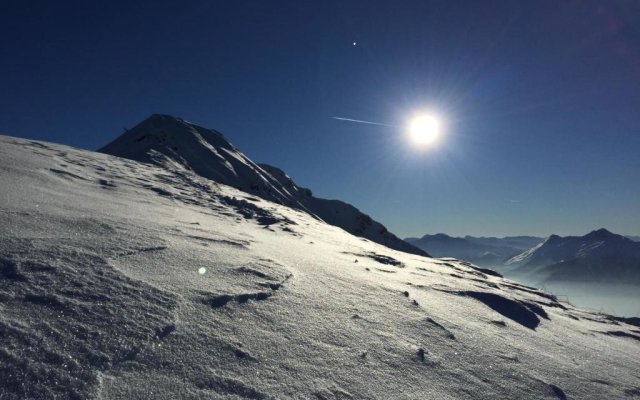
[{"left": 408, "top": 114, "right": 441, "bottom": 147}]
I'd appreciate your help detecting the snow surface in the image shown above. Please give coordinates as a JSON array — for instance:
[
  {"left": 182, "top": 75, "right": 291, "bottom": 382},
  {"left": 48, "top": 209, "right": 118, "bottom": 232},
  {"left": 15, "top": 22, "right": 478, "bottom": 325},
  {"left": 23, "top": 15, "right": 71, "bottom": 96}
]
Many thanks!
[{"left": 1, "top": 135, "right": 640, "bottom": 399}]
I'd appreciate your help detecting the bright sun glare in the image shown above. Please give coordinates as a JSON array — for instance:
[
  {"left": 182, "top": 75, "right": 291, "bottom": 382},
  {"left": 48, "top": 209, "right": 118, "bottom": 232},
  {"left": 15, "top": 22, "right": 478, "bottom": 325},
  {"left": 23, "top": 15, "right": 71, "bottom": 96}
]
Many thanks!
[{"left": 408, "top": 114, "right": 440, "bottom": 147}]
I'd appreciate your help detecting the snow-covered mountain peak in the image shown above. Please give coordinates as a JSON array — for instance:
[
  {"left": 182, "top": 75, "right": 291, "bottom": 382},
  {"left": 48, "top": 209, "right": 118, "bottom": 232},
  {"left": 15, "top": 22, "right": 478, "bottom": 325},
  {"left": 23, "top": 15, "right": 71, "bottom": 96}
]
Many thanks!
[
  {"left": 545, "top": 234, "right": 562, "bottom": 244},
  {"left": 100, "top": 115, "right": 426, "bottom": 256},
  {"left": 583, "top": 228, "right": 623, "bottom": 241},
  {"left": 504, "top": 228, "right": 640, "bottom": 284},
  {"left": 131, "top": 114, "right": 235, "bottom": 150}
]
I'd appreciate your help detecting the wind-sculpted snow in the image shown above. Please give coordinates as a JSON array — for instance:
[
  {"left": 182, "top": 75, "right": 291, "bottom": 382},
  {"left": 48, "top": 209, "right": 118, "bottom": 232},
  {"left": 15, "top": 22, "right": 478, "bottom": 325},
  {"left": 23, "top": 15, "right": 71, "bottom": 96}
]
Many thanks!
[
  {"left": 0, "top": 236, "right": 179, "bottom": 399},
  {"left": 1, "top": 135, "right": 639, "bottom": 399}
]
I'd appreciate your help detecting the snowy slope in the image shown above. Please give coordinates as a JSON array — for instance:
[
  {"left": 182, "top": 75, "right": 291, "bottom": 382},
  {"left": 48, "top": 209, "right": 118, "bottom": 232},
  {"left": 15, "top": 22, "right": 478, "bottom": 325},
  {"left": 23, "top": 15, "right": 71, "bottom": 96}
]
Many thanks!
[
  {"left": 99, "top": 114, "right": 426, "bottom": 257},
  {"left": 1, "top": 135, "right": 640, "bottom": 399}
]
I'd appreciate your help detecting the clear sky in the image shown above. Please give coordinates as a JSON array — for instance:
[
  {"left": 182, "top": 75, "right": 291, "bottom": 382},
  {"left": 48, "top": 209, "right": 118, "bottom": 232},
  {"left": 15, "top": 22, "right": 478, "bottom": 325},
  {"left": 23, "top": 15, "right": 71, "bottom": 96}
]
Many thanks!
[{"left": 1, "top": 0, "right": 639, "bottom": 238}]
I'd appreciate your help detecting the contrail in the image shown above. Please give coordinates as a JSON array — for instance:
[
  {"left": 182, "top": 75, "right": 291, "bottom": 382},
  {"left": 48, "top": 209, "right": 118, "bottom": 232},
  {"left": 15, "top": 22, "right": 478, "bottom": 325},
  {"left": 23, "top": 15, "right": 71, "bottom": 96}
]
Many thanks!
[{"left": 331, "top": 116, "right": 394, "bottom": 127}]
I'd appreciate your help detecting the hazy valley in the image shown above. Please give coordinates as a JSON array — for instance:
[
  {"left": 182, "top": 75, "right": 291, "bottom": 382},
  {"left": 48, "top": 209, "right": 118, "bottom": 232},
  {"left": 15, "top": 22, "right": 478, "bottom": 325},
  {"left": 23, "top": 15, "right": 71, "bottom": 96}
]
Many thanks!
[{"left": 407, "top": 230, "right": 640, "bottom": 316}]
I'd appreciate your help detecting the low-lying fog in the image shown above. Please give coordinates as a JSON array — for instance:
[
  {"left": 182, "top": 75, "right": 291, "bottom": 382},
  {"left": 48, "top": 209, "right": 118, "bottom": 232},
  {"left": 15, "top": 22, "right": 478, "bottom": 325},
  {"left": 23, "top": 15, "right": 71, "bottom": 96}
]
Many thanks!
[
  {"left": 540, "top": 282, "right": 640, "bottom": 317},
  {"left": 498, "top": 274, "right": 639, "bottom": 317}
]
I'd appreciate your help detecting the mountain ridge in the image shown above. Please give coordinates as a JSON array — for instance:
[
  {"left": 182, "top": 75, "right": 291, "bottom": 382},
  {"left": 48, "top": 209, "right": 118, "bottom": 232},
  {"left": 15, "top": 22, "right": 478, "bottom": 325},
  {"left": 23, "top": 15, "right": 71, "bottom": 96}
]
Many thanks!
[
  {"left": 505, "top": 228, "right": 639, "bottom": 268},
  {"left": 405, "top": 233, "right": 541, "bottom": 267},
  {"left": 503, "top": 228, "right": 640, "bottom": 285},
  {"left": 100, "top": 114, "right": 427, "bottom": 257}
]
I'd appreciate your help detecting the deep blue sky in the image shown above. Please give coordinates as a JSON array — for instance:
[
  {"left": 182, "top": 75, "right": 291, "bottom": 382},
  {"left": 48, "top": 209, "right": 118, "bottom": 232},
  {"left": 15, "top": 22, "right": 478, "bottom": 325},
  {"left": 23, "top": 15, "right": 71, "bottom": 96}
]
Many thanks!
[{"left": 2, "top": 0, "right": 639, "bottom": 237}]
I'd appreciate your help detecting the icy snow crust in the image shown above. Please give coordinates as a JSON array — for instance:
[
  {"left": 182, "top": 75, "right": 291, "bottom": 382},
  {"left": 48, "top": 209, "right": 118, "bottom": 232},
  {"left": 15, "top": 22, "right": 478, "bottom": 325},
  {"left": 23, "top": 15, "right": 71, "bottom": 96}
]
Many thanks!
[{"left": 0, "top": 135, "right": 639, "bottom": 399}]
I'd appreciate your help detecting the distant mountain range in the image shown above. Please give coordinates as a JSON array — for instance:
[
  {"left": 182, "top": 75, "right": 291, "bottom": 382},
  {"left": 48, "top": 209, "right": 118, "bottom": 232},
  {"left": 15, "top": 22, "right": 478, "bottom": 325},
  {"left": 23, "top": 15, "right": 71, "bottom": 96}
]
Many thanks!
[
  {"left": 504, "top": 228, "right": 640, "bottom": 285},
  {"left": 405, "top": 234, "right": 542, "bottom": 267},
  {"left": 407, "top": 229, "right": 640, "bottom": 286},
  {"left": 100, "top": 114, "right": 427, "bottom": 256}
]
